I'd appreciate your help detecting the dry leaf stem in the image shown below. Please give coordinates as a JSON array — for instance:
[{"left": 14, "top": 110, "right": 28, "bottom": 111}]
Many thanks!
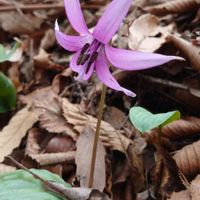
[{"left": 88, "top": 84, "right": 107, "bottom": 188}]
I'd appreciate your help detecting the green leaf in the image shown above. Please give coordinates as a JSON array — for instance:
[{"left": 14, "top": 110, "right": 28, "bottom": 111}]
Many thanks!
[
  {"left": 0, "top": 72, "right": 16, "bottom": 113},
  {"left": 0, "top": 169, "right": 71, "bottom": 200},
  {"left": 129, "top": 106, "right": 181, "bottom": 133}
]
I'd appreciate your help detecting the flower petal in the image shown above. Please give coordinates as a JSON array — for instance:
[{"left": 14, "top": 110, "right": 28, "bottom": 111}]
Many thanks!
[
  {"left": 55, "top": 21, "right": 92, "bottom": 52},
  {"left": 105, "top": 45, "right": 184, "bottom": 70},
  {"left": 95, "top": 49, "right": 136, "bottom": 97},
  {"left": 64, "top": 0, "right": 89, "bottom": 34},
  {"left": 70, "top": 50, "right": 94, "bottom": 81},
  {"left": 93, "top": 0, "right": 132, "bottom": 44}
]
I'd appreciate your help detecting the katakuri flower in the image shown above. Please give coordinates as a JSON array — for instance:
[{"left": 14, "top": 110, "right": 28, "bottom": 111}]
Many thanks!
[{"left": 55, "top": 0, "right": 183, "bottom": 97}]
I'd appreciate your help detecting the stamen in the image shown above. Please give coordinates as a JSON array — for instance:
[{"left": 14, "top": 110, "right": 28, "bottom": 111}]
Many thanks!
[
  {"left": 81, "top": 54, "right": 90, "bottom": 65},
  {"left": 81, "top": 43, "right": 90, "bottom": 54},
  {"left": 89, "top": 52, "right": 98, "bottom": 64},
  {"left": 77, "top": 54, "right": 84, "bottom": 65}
]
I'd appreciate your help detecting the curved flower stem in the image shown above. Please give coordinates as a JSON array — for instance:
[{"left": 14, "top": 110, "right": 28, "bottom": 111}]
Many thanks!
[{"left": 88, "top": 84, "right": 107, "bottom": 188}]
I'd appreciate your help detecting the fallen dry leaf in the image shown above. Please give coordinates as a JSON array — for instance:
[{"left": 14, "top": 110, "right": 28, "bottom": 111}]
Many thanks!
[
  {"left": 167, "top": 34, "right": 200, "bottom": 71},
  {"left": 62, "top": 98, "right": 131, "bottom": 152},
  {"left": 75, "top": 126, "right": 106, "bottom": 191},
  {"left": 40, "top": 29, "right": 56, "bottom": 50},
  {"left": 144, "top": 0, "right": 199, "bottom": 15},
  {"left": 31, "top": 88, "right": 78, "bottom": 140},
  {"left": 174, "top": 139, "right": 200, "bottom": 177},
  {"left": 0, "top": 107, "right": 38, "bottom": 162},
  {"left": 128, "top": 14, "right": 174, "bottom": 52}
]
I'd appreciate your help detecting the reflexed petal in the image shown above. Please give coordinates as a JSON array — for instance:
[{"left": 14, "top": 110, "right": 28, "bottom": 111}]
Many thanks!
[
  {"left": 93, "top": 0, "right": 132, "bottom": 44},
  {"left": 55, "top": 21, "right": 92, "bottom": 52},
  {"left": 70, "top": 50, "right": 94, "bottom": 81},
  {"left": 64, "top": 0, "right": 89, "bottom": 34},
  {"left": 95, "top": 49, "right": 136, "bottom": 97},
  {"left": 105, "top": 45, "right": 184, "bottom": 70}
]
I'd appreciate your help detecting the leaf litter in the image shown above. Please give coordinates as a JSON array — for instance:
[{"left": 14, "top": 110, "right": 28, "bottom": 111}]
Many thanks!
[{"left": 0, "top": 0, "right": 200, "bottom": 199}]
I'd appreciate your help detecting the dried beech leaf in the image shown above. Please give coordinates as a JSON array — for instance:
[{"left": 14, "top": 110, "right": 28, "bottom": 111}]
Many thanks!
[
  {"left": 62, "top": 98, "right": 131, "bottom": 152},
  {"left": 174, "top": 140, "right": 200, "bottom": 176},
  {"left": 167, "top": 190, "right": 190, "bottom": 200},
  {"left": 128, "top": 14, "right": 174, "bottom": 52},
  {"left": 190, "top": 175, "right": 200, "bottom": 200},
  {"left": 0, "top": 164, "right": 16, "bottom": 174},
  {"left": 0, "top": 107, "right": 38, "bottom": 162},
  {"left": 30, "top": 151, "right": 75, "bottom": 166},
  {"left": 31, "top": 88, "right": 78, "bottom": 140},
  {"left": 25, "top": 128, "right": 41, "bottom": 156},
  {"left": 0, "top": 12, "right": 43, "bottom": 34},
  {"left": 75, "top": 126, "right": 106, "bottom": 191},
  {"left": 144, "top": 0, "right": 199, "bottom": 15},
  {"left": 162, "top": 117, "right": 200, "bottom": 139},
  {"left": 167, "top": 34, "right": 200, "bottom": 71}
]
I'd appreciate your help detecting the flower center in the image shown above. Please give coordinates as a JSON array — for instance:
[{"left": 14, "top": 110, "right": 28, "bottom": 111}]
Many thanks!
[{"left": 76, "top": 40, "right": 102, "bottom": 73}]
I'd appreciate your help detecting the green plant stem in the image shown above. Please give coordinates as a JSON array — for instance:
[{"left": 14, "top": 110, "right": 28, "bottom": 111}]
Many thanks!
[{"left": 88, "top": 84, "right": 107, "bottom": 188}]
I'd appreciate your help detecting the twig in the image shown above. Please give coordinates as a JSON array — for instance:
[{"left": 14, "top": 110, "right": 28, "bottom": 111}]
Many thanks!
[
  {"left": 88, "top": 84, "right": 107, "bottom": 188},
  {"left": 0, "top": 3, "right": 102, "bottom": 12}
]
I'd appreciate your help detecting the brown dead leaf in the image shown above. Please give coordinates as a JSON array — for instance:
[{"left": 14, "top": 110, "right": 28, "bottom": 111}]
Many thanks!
[
  {"left": 174, "top": 139, "right": 200, "bottom": 177},
  {"left": 128, "top": 14, "right": 174, "bottom": 52},
  {"left": 62, "top": 98, "right": 131, "bottom": 152},
  {"left": 30, "top": 88, "right": 78, "bottom": 140},
  {"left": 31, "top": 151, "right": 75, "bottom": 166},
  {"left": 0, "top": 12, "right": 43, "bottom": 34},
  {"left": 75, "top": 126, "right": 106, "bottom": 191},
  {"left": 167, "top": 190, "right": 190, "bottom": 200},
  {"left": 144, "top": 0, "right": 199, "bottom": 15},
  {"left": 0, "top": 107, "right": 38, "bottom": 162},
  {"left": 167, "top": 34, "right": 200, "bottom": 71},
  {"left": 162, "top": 117, "right": 200, "bottom": 140},
  {"left": 0, "top": 163, "right": 16, "bottom": 174}
]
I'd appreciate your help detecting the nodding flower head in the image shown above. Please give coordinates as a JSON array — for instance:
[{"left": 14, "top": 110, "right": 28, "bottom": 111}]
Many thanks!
[{"left": 55, "top": 0, "right": 184, "bottom": 97}]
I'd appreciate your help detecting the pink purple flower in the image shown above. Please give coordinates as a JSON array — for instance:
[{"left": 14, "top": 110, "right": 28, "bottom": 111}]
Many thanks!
[{"left": 55, "top": 0, "right": 183, "bottom": 97}]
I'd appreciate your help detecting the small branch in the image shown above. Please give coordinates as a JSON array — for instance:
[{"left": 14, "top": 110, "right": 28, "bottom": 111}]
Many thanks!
[
  {"left": 88, "top": 84, "right": 107, "bottom": 188},
  {"left": 0, "top": 3, "right": 102, "bottom": 12}
]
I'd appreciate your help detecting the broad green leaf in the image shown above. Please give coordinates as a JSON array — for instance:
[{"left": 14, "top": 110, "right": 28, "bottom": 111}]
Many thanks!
[
  {"left": 0, "top": 72, "right": 16, "bottom": 113},
  {"left": 129, "top": 106, "right": 180, "bottom": 133},
  {"left": 0, "top": 43, "right": 18, "bottom": 63},
  {"left": 0, "top": 169, "right": 71, "bottom": 200}
]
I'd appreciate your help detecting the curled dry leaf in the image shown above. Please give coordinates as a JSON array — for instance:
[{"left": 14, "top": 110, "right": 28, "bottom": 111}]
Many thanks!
[
  {"left": 40, "top": 29, "right": 56, "bottom": 50},
  {"left": 161, "top": 117, "right": 200, "bottom": 140},
  {"left": 174, "top": 139, "right": 200, "bottom": 177},
  {"left": 75, "top": 126, "right": 106, "bottom": 191},
  {"left": 0, "top": 164, "right": 16, "bottom": 174},
  {"left": 144, "top": 0, "right": 199, "bottom": 15},
  {"left": 0, "top": 12, "right": 43, "bottom": 34},
  {"left": 31, "top": 151, "right": 75, "bottom": 166},
  {"left": 167, "top": 190, "right": 190, "bottom": 200},
  {"left": 62, "top": 98, "right": 131, "bottom": 153},
  {"left": 128, "top": 14, "right": 174, "bottom": 52},
  {"left": 0, "top": 107, "right": 38, "bottom": 162},
  {"left": 167, "top": 34, "right": 200, "bottom": 71}
]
